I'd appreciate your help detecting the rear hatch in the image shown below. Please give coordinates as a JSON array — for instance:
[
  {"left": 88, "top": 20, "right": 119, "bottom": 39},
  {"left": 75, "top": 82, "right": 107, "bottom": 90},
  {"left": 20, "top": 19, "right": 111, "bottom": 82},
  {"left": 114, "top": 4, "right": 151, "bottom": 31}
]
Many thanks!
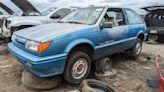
[
  {"left": 0, "top": 2, "right": 14, "bottom": 15},
  {"left": 142, "top": 5, "right": 164, "bottom": 27},
  {"left": 11, "top": 0, "right": 40, "bottom": 16}
]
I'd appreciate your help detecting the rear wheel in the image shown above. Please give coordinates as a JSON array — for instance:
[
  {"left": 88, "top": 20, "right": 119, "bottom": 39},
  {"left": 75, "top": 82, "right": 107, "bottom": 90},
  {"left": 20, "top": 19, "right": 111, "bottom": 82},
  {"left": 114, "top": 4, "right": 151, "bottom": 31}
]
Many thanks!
[
  {"left": 127, "top": 39, "right": 142, "bottom": 60},
  {"left": 63, "top": 51, "right": 91, "bottom": 84},
  {"left": 148, "top": 34, "right": 158, "bottom": 42}
]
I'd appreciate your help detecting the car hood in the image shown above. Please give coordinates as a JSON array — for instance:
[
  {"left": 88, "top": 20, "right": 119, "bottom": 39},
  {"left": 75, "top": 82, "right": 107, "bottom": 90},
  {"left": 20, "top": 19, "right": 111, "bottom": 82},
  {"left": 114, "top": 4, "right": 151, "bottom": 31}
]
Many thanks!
[
  {"left": 8, "top": 16, "right": 44, "bottom": 21},
  {"left": 14, "top": 23, "right": 90, "bottom": 42}
]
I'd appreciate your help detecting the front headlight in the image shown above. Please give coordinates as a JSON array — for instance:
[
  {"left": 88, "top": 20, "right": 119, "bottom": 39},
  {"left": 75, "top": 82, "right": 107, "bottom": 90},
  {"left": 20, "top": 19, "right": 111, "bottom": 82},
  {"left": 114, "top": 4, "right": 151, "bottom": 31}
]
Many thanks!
[
  {"left": 25, "top": 41, "right": 39, "bottom": 52},
  {"left": 6, "top": 20, "right": 11, "bottom": 28},
  {"left": 11, "top": 34, "right": 16, "bottom": 42},
  {"left": 25, "top": 41, "right": 52, "bottom": 53}
]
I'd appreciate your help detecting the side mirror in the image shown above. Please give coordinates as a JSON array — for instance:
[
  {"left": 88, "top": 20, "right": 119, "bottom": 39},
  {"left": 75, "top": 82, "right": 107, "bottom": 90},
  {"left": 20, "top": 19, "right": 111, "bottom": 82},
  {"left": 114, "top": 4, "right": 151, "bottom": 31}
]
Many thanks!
[
  {"left": 50, "top": 14, "right": 60, "bottom": 19},
  {"left": 100, "top": 22, "right": 113, "bottom": 29}
]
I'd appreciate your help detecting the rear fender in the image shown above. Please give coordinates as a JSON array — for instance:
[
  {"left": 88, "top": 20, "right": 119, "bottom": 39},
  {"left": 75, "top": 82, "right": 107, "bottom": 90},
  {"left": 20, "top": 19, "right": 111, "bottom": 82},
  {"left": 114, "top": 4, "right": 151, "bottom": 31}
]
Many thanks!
[{"left": 137, "top": 30, "right": 148, "bottom": 41}]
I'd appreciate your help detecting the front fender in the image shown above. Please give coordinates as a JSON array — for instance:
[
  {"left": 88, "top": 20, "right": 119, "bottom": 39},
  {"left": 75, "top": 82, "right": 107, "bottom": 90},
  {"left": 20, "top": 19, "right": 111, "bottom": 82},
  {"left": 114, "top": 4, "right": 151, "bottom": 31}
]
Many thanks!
[
  {"left": 9, "top": 20, "right": 42, "bottom": 28},
  {"left": 64, "top": 39, "right": 95, "bottom": 53}
]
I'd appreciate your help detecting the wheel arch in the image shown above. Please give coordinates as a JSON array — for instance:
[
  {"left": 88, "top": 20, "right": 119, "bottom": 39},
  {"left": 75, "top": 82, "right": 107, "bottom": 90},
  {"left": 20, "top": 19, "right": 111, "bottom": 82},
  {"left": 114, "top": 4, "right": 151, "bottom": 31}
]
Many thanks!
[
  {"left": 65, "top": 39, "right": 95, "bottom": 61},
  {"left": 137, "top": 32, "right": 145, "bottom": 41}
]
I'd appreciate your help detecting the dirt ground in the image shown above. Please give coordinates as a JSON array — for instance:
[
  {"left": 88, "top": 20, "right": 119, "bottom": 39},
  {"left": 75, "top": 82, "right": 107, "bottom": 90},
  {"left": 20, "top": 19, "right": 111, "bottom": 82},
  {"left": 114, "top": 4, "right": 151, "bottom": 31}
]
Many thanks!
[{"left": 0, "top": 42, "right": 163, "bottom": 92}]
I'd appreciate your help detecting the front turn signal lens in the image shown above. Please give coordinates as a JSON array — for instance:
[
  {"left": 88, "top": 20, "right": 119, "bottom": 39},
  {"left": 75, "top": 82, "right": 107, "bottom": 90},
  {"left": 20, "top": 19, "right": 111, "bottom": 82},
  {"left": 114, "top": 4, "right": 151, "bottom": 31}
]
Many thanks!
[{"left": 38, "top": 42, "right": 52, "bottom": 53}]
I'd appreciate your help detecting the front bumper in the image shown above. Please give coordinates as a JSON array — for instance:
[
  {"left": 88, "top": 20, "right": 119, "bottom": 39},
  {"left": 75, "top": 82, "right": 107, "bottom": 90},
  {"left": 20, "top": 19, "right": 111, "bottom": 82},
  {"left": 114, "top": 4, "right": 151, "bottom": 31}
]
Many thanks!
[{"left": 8, "top": 43, "right": 68, "bottom": 77}]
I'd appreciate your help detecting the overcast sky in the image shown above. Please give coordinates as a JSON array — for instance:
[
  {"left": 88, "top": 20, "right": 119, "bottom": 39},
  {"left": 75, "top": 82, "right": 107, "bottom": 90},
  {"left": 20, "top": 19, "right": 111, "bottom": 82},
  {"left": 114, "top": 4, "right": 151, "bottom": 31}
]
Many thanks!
[{"left": 0, "top": 0, "right": 164, "bottom": 14}]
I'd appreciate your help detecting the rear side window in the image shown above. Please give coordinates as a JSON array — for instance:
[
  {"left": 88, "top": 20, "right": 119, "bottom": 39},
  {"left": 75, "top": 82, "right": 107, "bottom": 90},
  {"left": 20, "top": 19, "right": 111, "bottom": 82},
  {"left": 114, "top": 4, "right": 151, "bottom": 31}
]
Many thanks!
[
  {"left": 146, "top": 13, "right": 164, "bottom": 20},
  {"left": 126, "top": 9, "right": 143, "bottom": 24}
]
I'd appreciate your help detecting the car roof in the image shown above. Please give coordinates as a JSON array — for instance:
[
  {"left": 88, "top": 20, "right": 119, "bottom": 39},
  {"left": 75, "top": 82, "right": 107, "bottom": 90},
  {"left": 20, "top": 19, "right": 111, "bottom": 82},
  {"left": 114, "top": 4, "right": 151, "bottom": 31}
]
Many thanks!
[{"left": 73, "top": 5, "right": 127, "bottom": 10}]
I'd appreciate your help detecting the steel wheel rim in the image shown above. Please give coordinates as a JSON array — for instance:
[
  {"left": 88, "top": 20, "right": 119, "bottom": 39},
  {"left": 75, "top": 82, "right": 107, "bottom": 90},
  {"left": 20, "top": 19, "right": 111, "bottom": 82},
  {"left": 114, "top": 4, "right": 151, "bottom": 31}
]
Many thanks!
[
  {"left": 102, "top": 57, "right": 112, "bottom": 72},
  {"left": 72, "top": 58, "right": 88, "bottom": 79},
  {"left": 136, "top": 42, "right": 142, "bottom": 55}
]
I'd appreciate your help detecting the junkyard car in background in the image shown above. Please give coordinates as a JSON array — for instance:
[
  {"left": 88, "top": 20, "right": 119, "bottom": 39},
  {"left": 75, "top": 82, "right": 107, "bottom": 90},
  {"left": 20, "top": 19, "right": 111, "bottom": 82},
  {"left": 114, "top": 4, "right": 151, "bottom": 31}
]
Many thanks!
[
  {"left": 0, "top": 2, "right": 15, "bottom": 37},
  {"left": 0, "top": 0, "right": 41, "bottom": 42},
  {"left": 1, "top": 7, "right": 75, "bottom": 41},
  {"left": 8, "top": 6, "right": 147, "bottom": 84},
  {"left": 142, "top": 5, "right": 164, "bottom": 42}
]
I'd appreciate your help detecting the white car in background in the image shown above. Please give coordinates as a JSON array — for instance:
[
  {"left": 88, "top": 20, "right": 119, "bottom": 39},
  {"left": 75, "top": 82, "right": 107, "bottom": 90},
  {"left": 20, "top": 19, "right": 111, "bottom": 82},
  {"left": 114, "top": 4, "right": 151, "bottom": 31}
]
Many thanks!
[
  {"left": 0, "top": 2, "right": 15, "bottom": 35},
  {"left": 1, "top": 7, "right": 75, "bottom": 42}
]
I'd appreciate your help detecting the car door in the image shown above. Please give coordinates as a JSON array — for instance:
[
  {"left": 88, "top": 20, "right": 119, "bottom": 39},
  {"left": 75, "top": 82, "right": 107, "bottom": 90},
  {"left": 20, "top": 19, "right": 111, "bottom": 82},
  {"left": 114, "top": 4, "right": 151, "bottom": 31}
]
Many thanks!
[
  {"left": 96, "top": 8, "right": 128, "bottom": 57},
  {"left": 125, "top": 9, "right": 145, "bottom": 48}
]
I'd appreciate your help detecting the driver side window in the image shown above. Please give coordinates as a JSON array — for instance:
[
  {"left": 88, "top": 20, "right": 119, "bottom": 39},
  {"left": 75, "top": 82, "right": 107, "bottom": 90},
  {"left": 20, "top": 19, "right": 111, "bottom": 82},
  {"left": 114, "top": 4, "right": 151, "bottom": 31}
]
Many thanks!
[{"left": 101, "top": 8, "right": 125, "bottom": 27}]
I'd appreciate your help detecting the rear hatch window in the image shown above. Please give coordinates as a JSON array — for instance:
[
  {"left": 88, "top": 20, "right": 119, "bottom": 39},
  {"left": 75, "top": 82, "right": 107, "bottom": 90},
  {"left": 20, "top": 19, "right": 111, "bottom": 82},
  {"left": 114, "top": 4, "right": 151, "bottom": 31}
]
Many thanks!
[{"left": 145, "top": 10, "right": 164, "bottom": 27}]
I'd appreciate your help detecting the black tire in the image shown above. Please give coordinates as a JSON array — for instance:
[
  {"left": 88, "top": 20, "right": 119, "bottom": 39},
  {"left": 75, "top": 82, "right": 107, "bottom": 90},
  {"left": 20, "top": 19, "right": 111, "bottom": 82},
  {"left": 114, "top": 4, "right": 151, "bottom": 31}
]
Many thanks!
[
  {"left": 80, "top": 79, "right": 116, "bottom": 92},
  {"left": 147, "top": 34, "right": 158, "bottom": 42},
  {"left": 63, "top": 51, "right": 91, "bottom": 84},
  {"left": 95, "top": 57, "right": 112, "bottom": 73},
  {"left": 128, "top": 39, "right": 142, "bottom": 60},
  {"left": 22, "top": 70, "right": 62, "bottom": 89}
]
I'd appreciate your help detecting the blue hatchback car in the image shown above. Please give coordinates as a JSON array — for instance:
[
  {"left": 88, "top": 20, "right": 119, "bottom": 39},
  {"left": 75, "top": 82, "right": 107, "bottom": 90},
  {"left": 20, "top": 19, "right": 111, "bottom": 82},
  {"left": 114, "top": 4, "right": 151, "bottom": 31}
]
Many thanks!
[{"left": 8, "top": 6, "right": 147, "bottom": 84}]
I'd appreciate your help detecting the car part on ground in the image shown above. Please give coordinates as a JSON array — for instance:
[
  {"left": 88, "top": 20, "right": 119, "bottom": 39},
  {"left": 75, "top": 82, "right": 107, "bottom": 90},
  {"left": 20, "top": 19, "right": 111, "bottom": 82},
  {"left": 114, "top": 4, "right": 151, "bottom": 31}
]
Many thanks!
[
  {"left": 147, "top": 77, "right": 159, "bottom": 88},
  {"left": 95, "top": 57, "right": 112, "bottom": 74},
  {"left": 94, "top": 69, "right": 117, "bottom": 80},
  {"left": 80, "top": 79, "right": 116, "bottom": 92},
  {"left": 22, "top": 70, "right": 63, "bottom": 89},
  {"left": 68, "top": 90, "right": 80, "bottom": 92}
]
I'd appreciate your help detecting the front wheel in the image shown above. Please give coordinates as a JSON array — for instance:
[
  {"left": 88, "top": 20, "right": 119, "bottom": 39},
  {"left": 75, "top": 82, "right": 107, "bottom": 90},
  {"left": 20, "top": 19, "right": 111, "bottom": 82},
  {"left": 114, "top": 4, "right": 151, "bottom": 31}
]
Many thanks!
[
  {"left": 127, "top": 39, "right": 142, "bottom": 60},
  {"left": 63, "top": 51, "right": 91, "bottom": 84}
]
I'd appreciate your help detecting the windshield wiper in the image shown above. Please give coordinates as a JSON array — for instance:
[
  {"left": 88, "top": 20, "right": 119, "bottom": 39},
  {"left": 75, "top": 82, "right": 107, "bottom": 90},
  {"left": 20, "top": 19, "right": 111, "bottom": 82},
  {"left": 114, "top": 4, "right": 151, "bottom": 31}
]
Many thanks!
[{"left": 67, "top": 21, "right": 84, "bottom": 24}]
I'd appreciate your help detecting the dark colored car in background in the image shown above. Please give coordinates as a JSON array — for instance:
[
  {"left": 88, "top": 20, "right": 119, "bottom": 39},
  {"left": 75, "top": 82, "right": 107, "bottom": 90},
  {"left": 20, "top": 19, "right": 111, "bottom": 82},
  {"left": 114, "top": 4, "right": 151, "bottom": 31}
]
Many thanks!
[{"left": 142, "top": 5, "right": 164, "bottom": 42}]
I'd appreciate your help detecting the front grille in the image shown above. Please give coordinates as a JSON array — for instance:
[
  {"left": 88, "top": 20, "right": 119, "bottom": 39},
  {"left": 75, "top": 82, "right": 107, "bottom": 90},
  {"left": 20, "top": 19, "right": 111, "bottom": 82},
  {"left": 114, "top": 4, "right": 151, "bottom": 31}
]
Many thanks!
[{"left": 13, "top": 36, "right": 27, "bottom": 48}]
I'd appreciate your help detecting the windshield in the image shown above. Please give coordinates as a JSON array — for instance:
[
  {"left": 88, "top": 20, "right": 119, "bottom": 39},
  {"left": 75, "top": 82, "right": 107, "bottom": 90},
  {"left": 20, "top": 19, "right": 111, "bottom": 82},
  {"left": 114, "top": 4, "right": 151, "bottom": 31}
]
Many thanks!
[
  {"left": 40, "top": 8, "right": 57, "bottom": 16},
  {"left": 60, "top": 7, "right": 104, "bottom": 25}
]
